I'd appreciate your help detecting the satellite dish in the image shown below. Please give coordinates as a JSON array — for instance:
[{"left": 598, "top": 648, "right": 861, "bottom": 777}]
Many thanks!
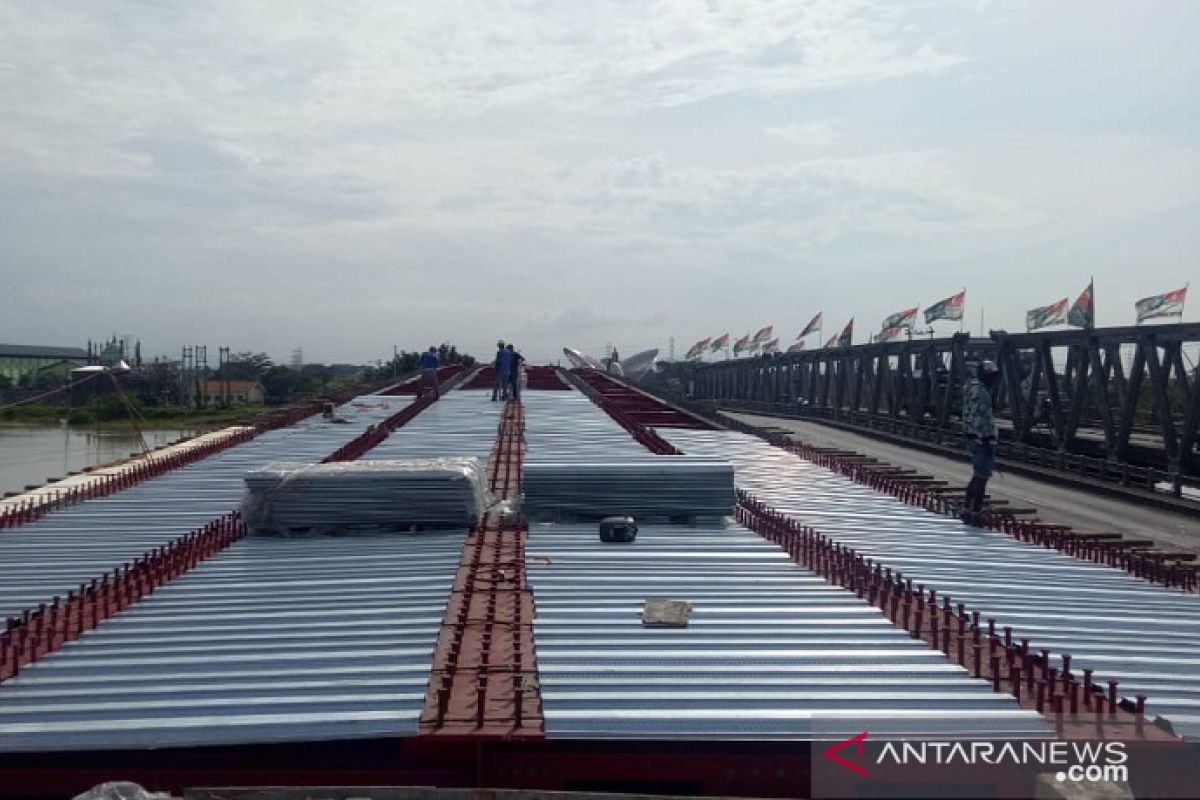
[
  {"left": 621, "top": 348, "right": 659, "bottom": 380},
  {"left": 563, "top": 347, "right": 602, "bottom": 369}
]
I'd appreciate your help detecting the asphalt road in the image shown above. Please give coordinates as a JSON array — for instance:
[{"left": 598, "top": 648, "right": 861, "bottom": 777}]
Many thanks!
[{"left": 723, "top": 410, "right": 1200, "bottom": 554}]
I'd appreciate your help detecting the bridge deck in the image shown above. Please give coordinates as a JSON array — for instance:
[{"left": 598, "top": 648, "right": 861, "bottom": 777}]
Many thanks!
[{"left": 725, "top": 410, "right": 1200, "bottom": 555}]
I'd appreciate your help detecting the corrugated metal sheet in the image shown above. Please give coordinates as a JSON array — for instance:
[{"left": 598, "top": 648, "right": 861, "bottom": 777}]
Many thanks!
[
  {"left": 520, "top": 389, "right": 1045, "bottom": 740},
  {"left": 657, "top": 428, "right": 1200, "bottom": 741},
  {"left": 0, "top": 396, "right": 412, "bottom": 620},
  {"left": 0, "top": 531, "right": 466, "bottom": 751},
  {"left": 368, "top": 390, "right": 503, "bottom": 462},
  {"left": 0, "top": 393, "right": 524, "bottom": 752},
  {"left": 522, "top": 391, "right": 653, "bottom": 459},
  {"left": 527, "top": 522, "right": 1048, "bottom": 739}
]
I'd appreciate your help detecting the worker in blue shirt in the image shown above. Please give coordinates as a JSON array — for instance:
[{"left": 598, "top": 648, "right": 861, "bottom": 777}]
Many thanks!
[
  {"left": 492, "top": 340, "right": 509, "bottom": 401},
  {"left": 419, "top": 346, "right": 440, "bottom": 397},
  {"left": 505, "top": 344, "right": 525, "bottom": 401}
]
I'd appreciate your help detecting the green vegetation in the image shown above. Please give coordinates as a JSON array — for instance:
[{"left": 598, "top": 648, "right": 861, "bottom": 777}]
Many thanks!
[
  {"left": 2, "top": 343, "right": 480, "bottom": 429},
  {"left": 362, "top": 343, "right": 477, "bottom": 382},
  {"left": 1, "top": 399, "right": 271, "bottom": 429}
]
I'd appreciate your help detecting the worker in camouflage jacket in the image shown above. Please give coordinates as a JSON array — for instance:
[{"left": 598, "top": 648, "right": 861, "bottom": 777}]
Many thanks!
[{"left": 961, "top": 360, "right": 1000, "bottom": 523}]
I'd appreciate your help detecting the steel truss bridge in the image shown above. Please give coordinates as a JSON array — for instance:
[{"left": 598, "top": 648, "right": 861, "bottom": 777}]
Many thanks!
[{"left": 686, "top": 323, "right": 1200, "bottom": 490}]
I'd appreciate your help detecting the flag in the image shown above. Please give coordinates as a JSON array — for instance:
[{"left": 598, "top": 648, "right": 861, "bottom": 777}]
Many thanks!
[
  {"left": 709, "top": 333, "right": 730, "bottom": 352},
  {"left": 684, "top": 337, "right": 711, "bottom": 360},
  {"left": 875, "top": 326, "right": 905, "bottom": 343},
  {"left": 924, "top": 290, "right": 965, "bottom": 324},
  {"left": 824, "top": 333, "right": 837, "bottom": 348},
  {"left": 836, "top": 318, "right": 854, "bottom": 348},
  {"left": 1026, "top": 298, "right": 1068, "bottom": 332},
  {"left": 732, "top": 333, "right": 751, "bottom": 355},
  {"left": 881, "top": 306, "right": 918, "bottom": 331},
  {"left": 1136, "top": 285, "right": 1188, "bottom": 323},
  {"left": 1067, "top": 281, "right": 1094, "bottom": 329},
  {"left": 787, "top": 340, "right": 806, "bottom": 353},
  {"left": 798, "top": 312, "right": 822, "bottom": 339},
  {"left": 752, "top": 325, "right": 774, "bottom": 345},
  {"left": 761, "top": 338, "right": 780, "bottom": 354}
]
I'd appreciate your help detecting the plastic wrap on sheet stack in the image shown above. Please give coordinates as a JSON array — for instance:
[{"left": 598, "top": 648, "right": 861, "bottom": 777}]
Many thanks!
[
  {"left": 522, "top": 457, "right": 735, "bottom": 521},
  {"left": 242, "top": 458, "right": 492, "bottom": 535}
]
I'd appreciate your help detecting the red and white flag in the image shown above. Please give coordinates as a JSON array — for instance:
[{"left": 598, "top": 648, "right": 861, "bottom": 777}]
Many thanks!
[
  {"left": 787, "top": 340, "right": 806, "bottom": 353},
  {"left": 1026, "top": 298, "right": 1068, "bottom": 332},
  {"left": 923, "top": 291, "right": 965, "bottom": 324},
  {"left": 752, "top": 325, "right": 774, "bottom": 345},
  {"left": 880, "top": 306, "right": 918, "bottom": 331},
  {"left": 684, "top": 337, "right": 711, "bottom": 360},
  {"left": 1136, "top": 285, "right": 1188, "bottom": 323},
  {"left": 709, "top": 333, "right": 730, "bottom": 352},
  {"left": 798, "top": 312, "right": 822, "bottom": 339},
  {"left": 836, "top": 318, "right": 854, "bottom": 347},
  {"left": 874, "top": 326, "right": 907, "bottom": 343}
]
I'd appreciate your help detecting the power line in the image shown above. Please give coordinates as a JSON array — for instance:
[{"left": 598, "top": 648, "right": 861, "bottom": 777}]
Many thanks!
[{"left": 0, "top": 371, "right": 104, "bottom": 413}]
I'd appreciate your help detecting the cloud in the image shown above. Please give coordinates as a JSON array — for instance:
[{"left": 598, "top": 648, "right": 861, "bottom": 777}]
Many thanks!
[
  {"left": 765, "top": 120, "right": 844, "bottom": 147},
  {"left": 0, "top": 1, "right": 1196, "bottom": 362}
]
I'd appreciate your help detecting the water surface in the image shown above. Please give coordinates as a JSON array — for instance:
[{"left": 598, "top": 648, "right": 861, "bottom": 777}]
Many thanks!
[{"left": 0, "top": 425, "right": 209, "bottom": 496}]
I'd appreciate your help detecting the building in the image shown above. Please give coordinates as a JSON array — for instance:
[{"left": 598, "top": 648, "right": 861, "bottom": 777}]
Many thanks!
[
  {"left": 0, "top": 343, "right": 89, "bottom": 386},
  {"left": 199, "top": 379, "right": 265, "bottom": 406}
]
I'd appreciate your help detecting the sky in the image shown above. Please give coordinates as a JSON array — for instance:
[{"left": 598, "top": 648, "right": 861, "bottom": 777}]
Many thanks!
[{"left": 1, "top": 1, "right": 1197, "bottom": 365}]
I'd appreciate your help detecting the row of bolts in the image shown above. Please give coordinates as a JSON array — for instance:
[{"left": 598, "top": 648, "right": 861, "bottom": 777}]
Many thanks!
[
  {"left": 568, "top": 374, "right": 681, "bottom": 456},
  {"left": 564, "top": 394, "right": 1160, "bottom": 737},
  {"left": 735, "top": 493, "right": 1152, "bottom": 738},
  {"left": 783, "top": 440, "right": 1198, "bottom": 592},
  {"left": 546, "top": 389, "right": 1161, "bottom": 738},
  {"left": 322, "top": 393, "right": 438, "bottom": 463},
  {"left": 0, "top": 386, "right": 413, "bottom": 680},
  {"left": 435, "top": 406, "right": 533, "bottom": 729},
  {"left": 0, "top": 430, "right": 254, "bottom": 530},
  {"left": 0, "top": 511, "right": 246, "bottom": 683}
]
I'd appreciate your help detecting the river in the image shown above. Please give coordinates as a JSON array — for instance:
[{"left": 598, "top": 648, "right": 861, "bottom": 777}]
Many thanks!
[{"left": 0, "top": 425, "right": 211, "bottom": 496}]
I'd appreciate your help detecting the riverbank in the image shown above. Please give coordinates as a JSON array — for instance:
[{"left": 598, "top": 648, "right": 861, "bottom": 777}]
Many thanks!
[{"left": 0, "top": 424, "right": 249, "bottom": 508}]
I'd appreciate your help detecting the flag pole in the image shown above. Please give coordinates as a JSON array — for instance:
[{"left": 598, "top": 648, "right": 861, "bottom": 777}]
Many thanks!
[{"left": 959, "top": 287, "right": 965, "bottom": 334}]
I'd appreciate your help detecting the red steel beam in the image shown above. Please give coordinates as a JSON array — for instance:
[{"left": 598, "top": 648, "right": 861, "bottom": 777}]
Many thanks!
[{"left": 420, "top": 400, "right": 544, "bottom": 737}]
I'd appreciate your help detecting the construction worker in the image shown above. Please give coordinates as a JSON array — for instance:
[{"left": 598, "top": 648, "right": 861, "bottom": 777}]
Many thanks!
[
  {"left": 492, "top": 340, "right": 509, "bottom": 401},
  {"left": 505, "top": 344, "right": 525, "bottom": 401},
  {"left": 419, "top": 346, "right": 440, "bottom": 398},
  {"left": 960, "top": 360, "right": 1000, "bottom": 523}
]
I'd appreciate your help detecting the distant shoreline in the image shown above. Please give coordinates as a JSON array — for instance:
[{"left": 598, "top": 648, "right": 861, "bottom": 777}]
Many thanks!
[{"left": 0, "top": 403, "right": 270, "bottom": 430}]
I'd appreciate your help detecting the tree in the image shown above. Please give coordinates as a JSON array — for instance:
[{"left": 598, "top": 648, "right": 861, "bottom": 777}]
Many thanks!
[
  {"left": 260, "top": 365, "right": 302, "bottom": 402},
  {"left": 216, "top": 352, "right": 273, "bottom": 381}
]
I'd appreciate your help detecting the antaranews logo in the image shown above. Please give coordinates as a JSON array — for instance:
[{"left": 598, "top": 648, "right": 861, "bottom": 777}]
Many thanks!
[
  {"left": 823, "top": 731, "right": 870, "bottom": 777},
  {"left": 819, "top": 732, "right": 1129, "bottom": 784}
]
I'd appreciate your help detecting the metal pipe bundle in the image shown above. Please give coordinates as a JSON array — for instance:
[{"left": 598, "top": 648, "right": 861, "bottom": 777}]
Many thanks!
[
  {"left": 522, "top": 457, "right": 735, "bottom": 521},
  {"left": 242, "top": 458, "right": 491, "bottom": 535}
]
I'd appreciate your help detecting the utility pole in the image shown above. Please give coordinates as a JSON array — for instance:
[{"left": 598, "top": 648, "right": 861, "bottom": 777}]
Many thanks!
[
  {"left": 218, "top": 347, "right": 230, "bottom": 407},
  {"left": 180, "top": 346, "right": 192, "bottom": 406}
]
